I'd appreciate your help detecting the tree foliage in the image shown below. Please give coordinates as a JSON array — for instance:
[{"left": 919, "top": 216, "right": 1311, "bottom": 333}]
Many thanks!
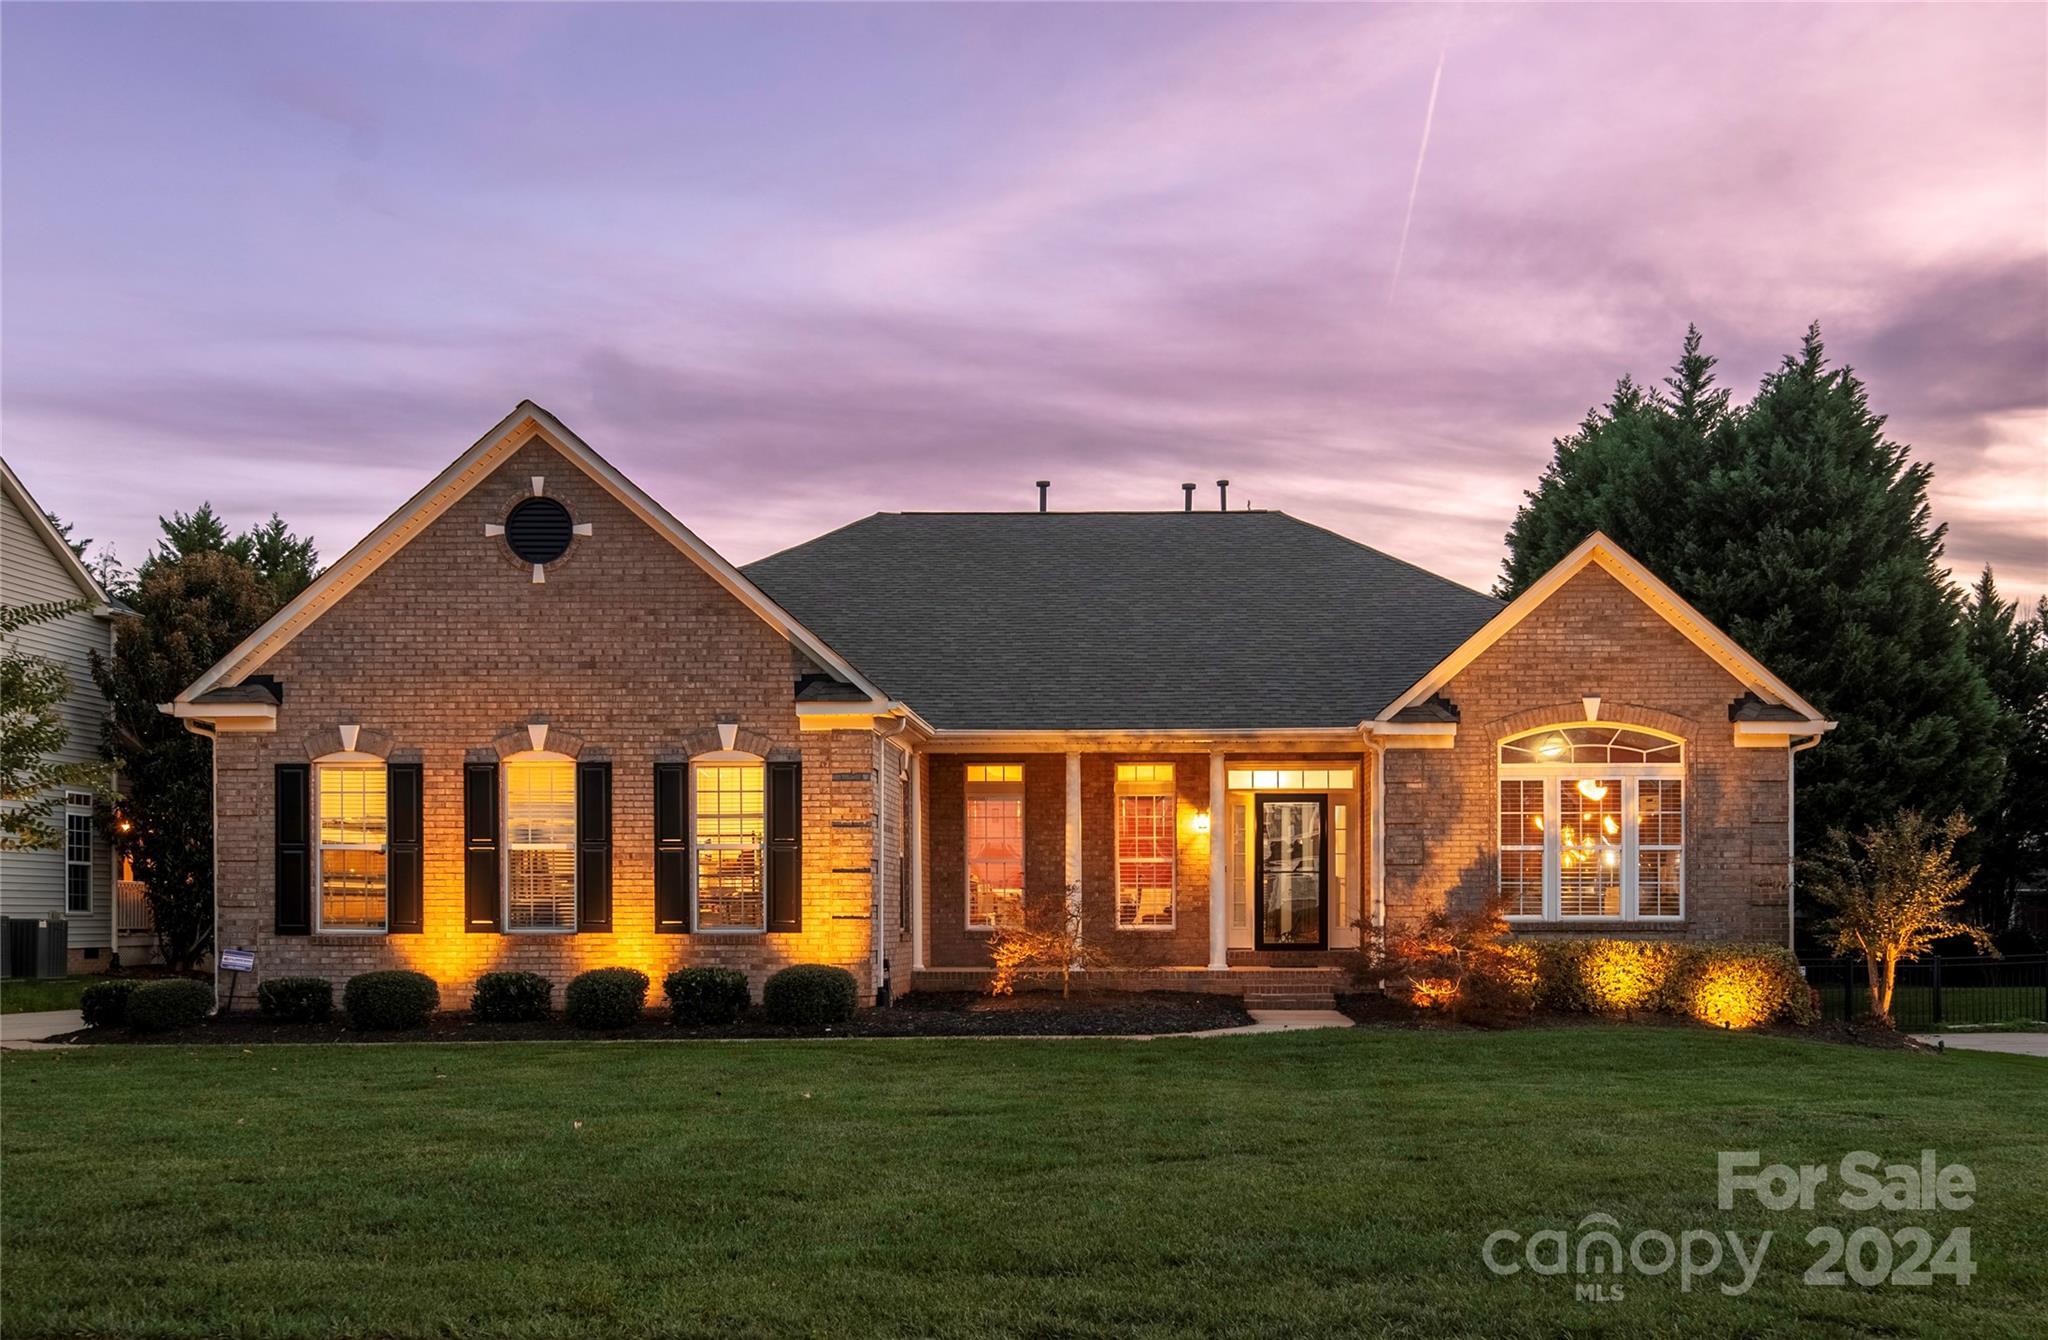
[
  {"left": 1805, "top": 810, "right": 1991, "bottom": 1026},
  {"left": 1961, "top": 568, "right": 2048, "bottom": 933},
  {"left": 91, "top": 552, "right": 275, "bottom": 969},
  {"left": 0, "top": 599, "right": 107, "bottom": 851},
  {"left": 1500, "top": 324, "right": 2003, "bottom": 869},
  {"left": 143, "top": 504, "right": 319, "bottom": 607}
]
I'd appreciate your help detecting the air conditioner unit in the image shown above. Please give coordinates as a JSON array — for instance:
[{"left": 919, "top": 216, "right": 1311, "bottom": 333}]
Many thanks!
[{"left": 1, "top": 916, "right": 69, "bottom": 978}]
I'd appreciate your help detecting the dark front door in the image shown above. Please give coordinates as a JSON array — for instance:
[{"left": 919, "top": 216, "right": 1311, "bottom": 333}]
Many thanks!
[{"left": 1254, "top": 794, "right": 1327, "bottom": 950}]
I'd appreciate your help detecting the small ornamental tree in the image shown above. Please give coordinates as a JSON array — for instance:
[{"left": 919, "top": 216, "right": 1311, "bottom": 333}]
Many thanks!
[
  {"left": 1366, "top": 892, "right": 1537, "bottom": 1025},
  {"left": 1805, "top": 810, "right": 1994, "bottom": 1026},
  {"left": 1, "top": 600, "right": 108, "bottom": 851},
  {"left": 986, "top": 887, "right": 1112, "bottom": 999}
]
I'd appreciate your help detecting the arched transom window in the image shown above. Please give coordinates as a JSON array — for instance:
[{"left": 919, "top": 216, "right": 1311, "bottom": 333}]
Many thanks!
[{"left": 1497, "top": 726, "right": 1684, "bottom": 921}]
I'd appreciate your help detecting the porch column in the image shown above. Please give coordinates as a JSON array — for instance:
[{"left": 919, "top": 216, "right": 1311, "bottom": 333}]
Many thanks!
[
  {"left": 1208, "top": 749, "right": 1228, "bottom": 970},
  {"left": 1065, "top": 752, "right": 1083, "bottom": 936},
  {"left": 910, "top": 751, "right": 926, "bottom": 972}
]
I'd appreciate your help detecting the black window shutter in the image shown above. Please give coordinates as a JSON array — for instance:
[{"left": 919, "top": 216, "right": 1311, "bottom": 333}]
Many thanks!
[
  {"left": 577, "top": 760, "right": 612, "bottom": 932},
  {"left": 464, "top": 762, "right": 501, "bottom": 933},
  {"left": 767, "top": 759, "right": 802, "bottom": 933},
  {"left": 653, "top": 762, "right": 689, "bottom": 933},
  {"left": 275, "top": 764, "right": 311, "bottom": 935},
  {"left": 387, "top": 762, "right": 423, "bottom": 934}
]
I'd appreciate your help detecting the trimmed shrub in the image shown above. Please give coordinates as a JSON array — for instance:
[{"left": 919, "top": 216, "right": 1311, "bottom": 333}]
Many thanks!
[
  {"left": 472, "top": 970, "right": 554, "bottom": 1023},
  {"left": 664, "top": 967, "right": 749, "bottom": 1025},
  {"left": 762, "top": 964, "right": 858, "bottom": 1027},
  {"left": 1528, "top": 939, "right": 1815, "bottom": 1028},
  {"left": 79, "top": 980, "right": 137, "bottom": 1029},
  {"left": 257, "top": 976, "right": 334, "bottom": 1023},
  {"left": 125, "top": 978, "right": 215, "bottom": 1033},
  {"left": 563, "top": 967, "right": 649, "bottom": 1030},
  {"left": 343, "top": 970, "right": 440, "bottom": 1031}
]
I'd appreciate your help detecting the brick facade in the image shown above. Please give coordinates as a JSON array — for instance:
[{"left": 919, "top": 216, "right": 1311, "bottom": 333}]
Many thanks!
[
  {"left": 203, "top": 431, "right": 1804, "bottom": 1006},
  {"left": 211, "top": 437, "right": 883, "bottom": 1004},
  {"left": 1381, "top": 562, "right": 1793, "bottom": 944}
]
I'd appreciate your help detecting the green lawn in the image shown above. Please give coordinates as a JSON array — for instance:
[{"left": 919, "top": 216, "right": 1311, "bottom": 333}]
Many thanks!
[
  {"left": 3, "top": 1027, "right": 2043, "bottom": 1338},
  {"left": 0, "top": 976, "right": 92, "bottom": 1015}
]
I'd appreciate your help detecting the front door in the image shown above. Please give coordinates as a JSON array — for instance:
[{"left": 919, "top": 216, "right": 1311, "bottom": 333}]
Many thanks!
[{"left": 1255, "top": 794, "right": 1327, "bottom": 950}]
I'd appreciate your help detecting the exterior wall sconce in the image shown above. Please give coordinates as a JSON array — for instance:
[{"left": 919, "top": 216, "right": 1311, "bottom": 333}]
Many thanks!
[{"left": 1189, "top": 811, "right": 1212, "bottom": 834}]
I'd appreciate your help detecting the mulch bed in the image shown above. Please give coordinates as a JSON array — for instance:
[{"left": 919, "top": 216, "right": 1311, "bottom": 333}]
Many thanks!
[
  {"left": 53, "top": 990, "right": 1253, "bottom": 1045},
  {"left": 1336, "top": 993, "right": 1915, "bottom": 1048}
]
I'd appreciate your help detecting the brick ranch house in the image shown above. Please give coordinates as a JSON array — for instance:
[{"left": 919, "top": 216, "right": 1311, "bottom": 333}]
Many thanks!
[{"left": 169, "top": 403, "right": 1833, "bottom": 1008}]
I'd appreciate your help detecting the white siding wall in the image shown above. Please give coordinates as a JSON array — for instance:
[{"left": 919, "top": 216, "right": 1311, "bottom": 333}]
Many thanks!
[{"left": 0, "top": 481, "right": 116, "bottom": 951}]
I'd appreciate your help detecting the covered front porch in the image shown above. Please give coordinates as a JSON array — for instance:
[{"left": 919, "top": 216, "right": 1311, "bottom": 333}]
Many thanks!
[{"left": 904, "top": 736, "right": 1422, "bottom": 1000}]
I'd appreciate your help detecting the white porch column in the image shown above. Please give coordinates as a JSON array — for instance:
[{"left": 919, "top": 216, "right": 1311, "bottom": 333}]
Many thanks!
[
  {"left": 1065, "top": 752, "right": 1083, "bottom": 936},
  {"left": 1208, "top": 749, "right": 1228, "bottom": 970},
  {"left": 910, "top": 751, "right": 926, "bottom": 971}
]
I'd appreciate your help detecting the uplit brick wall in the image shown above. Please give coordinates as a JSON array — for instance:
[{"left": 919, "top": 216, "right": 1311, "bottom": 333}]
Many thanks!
[
  {"left": 1078, "top": 754, "right": 1210, "bottom": 968},
  {"left": 922, "top": 755, "right": 1066, "bottom": 969},
  {"left": 1381, "top": 563, "right": 1793, "bottom": 945},
  {"left": 211, "top": 436, "right": 881, "bottom": 1006}
]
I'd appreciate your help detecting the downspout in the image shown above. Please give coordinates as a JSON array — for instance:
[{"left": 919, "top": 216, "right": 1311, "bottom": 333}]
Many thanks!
[
  {"left": 1787, "top": 733, "right": 1824, "bottom": 952},
  {"left": 873, "top": 711, "right": 913, "bottom": 1004},
  {"left": 177, "top": 715, "right": 221, "bottom": 1009}
]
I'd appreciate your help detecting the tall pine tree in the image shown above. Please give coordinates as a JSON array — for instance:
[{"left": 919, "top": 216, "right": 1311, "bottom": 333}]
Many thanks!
[
  {"left": 1961, "top": 568, "right": 2048, "bottom": 937},
  {"left": 1500, "top": 324, "right": 2002, "bottom": 881}
]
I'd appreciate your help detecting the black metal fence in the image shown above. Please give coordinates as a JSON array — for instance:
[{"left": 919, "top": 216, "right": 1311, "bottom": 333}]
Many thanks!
[{"left": 1800, "top": 954, "right": 2048, "bottom": 1028}]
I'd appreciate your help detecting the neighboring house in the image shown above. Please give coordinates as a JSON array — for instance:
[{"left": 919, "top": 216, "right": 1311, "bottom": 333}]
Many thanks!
[
  {"left": 0, "top": 458, "right": 136, "bottom": 973},
  {"left": 168, "top": 403, "right": 1833, "bottom": 1007}
]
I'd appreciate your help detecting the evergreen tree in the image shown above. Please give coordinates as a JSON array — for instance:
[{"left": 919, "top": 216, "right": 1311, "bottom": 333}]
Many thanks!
[
  {"left": 1499, "top": 324, "right": 2003, "bottom": 877},
  {"left": 91, "top": 552, "right": 274, "bottom": 969},
  {"left": 1961, "top": 568, "right": 2048, "bottom": 935},
  {"left": 142, "top": 504, "right": 318, "bottom": 606}
]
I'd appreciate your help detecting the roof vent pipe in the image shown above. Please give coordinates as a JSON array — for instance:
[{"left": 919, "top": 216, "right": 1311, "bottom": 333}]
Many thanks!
[
  {"left": 1216, "top": 479, "right": 1230, "bottom": 512},
  {"left": 1036, "top": 480, "right": 1050, "bottom": 513},
  {"left": 1181, "top": 483, "right": 1194, "bottom": 512}
]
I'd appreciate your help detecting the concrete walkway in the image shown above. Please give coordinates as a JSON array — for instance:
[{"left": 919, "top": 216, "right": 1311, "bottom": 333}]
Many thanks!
[
  {"left": 0, "top": 1010, "right": 83, "bottom": 1050},
  {"left": 1911, "top": 1032, "right": 2048, "bottom": 1058},
  {"left": 1183, "top": 1009, "right": 1355, "bottom": 1038}
]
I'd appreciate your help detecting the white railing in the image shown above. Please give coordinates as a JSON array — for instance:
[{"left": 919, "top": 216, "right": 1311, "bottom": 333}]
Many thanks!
[{"left": 117, "top": 880, "right": 153, "bottom": 935}]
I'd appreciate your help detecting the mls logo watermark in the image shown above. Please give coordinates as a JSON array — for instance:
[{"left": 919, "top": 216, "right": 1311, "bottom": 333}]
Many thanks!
[{"left": 1481, "top": 1150, "right": 1977, "bottom": 1301}]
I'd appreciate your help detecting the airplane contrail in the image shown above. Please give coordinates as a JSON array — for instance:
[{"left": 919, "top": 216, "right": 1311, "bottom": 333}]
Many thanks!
[{"left": 1387, "top": 42, "right": 1447, "bottom": 302}]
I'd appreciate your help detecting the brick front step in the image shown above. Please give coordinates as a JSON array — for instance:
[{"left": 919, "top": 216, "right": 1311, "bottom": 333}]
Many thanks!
[
  {"left": 910, "top": 966, "right": 1348, "bottom": 998},
  {"left": 1225, "top": 948, "right": 1360, "bottom": 970},
  {"left": 1244, "top": 991, "right": 1340, "bottom": 1011}
]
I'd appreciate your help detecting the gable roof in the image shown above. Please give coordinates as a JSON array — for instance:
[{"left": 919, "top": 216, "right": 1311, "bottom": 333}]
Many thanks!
[
  {"left": 175, "top": 402, "right": 886, "bottom": 706},
  {"left": 743, "top": 511, "right": 1503, "bottom": 731},
  {"left": 1, "top": 456, "right": 113, "bottom": 611},
  {"left": 1374, "top": 531, "right": 1832, "bottom": 727}
]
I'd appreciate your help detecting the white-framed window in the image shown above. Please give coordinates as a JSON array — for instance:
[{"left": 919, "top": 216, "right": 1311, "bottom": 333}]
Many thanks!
[
  {"left": 693, "top": 758, "right": 765, "bottom": 931},
  {"left": 1114, "top": 763, "right": 1175, "bottom": 929},
  {"left": 1497, "top": 726, "right": 1684, "bottom": 921},
  {"left": 316, "top": 761, "right": 388, "bottom": 932},
  {"left": 504, "top": 752, "right": 576, "bottom": 931},
  {"left": 965, "top": 763, "right": 1024, "bottom": 930},
  {"left": 1226, "top": 767, "right": 1355, "bottom": 791},
  {"left": 64, "top": 791, "right": 93, "bottom": 914}
]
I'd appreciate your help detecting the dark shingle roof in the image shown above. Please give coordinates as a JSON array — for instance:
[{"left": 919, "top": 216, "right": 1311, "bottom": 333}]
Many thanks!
[
  {"left": 1730, "top": 694, "right": 1805, "bottom": 722},
  {"left": 191, "top": 683, "right": 281, "bottom": 706},
  {"left": 745, "top": 512, "right": 1501, "bottom": 731}
]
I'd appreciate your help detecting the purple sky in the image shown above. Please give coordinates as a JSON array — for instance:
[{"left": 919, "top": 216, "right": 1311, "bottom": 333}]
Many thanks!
[{"left": 5, "top": 3, "right": 2044, "bottom": 602}]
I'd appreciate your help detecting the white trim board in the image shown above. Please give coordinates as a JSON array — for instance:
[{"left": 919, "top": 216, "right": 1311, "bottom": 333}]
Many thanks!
[
  {"left": 1, "top": 455, "right": 114, "bottom": 611},
  {"left": 1375, "top": 531, "right": 1834, "bottom": 730},
  {"left": 174, "top": 402, "right": 886, "bottom": 707}
]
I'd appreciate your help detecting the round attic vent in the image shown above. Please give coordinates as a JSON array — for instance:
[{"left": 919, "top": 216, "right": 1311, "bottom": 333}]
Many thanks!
[{"left": 504, "top": 497, "right": 574, "bottom": 565}]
